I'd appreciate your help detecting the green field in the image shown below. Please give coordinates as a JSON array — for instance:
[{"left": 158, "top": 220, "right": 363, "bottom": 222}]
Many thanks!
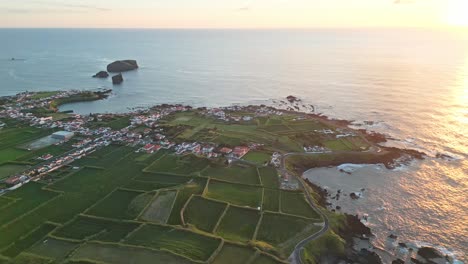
[
  {"left": 262, "top": 125, "right": 292, "bottom": 133},
  {"left": 212, "top": 243, "right": 257, "bottom": 264},
  {"left": 184, "top": 196, "right": 226, "bottom": 232},
  {"left": 71, "top": 146, "right": 133, "bottom": 168},
  {"left": 27, "top": 238, "right": 78, "bottom": 261},
  {"left": 280, "top": 191, "right": 320, "bottom": 219},
  {"left": 144, "top": 155, "right": 179, "bottom": 172},
  {"left": 125, "top": 224, "right": 221, "bottom": 262},
  {"left": 123, "top": 179, "right": 178, "bottom": 191},
  {"left": 265, "top": 118, "right": 283, "bottom": 126},
  {"left": 0, "top": 127, "right": 48, "bottom": 153},
  {"left": 88, "top": 116, "right": 130, "bottom": 131},
  {"left": 167, "top": 178, "right": 207, "bottom": 225},
  {"left": 302, "top": 231, "right": 345, "bottom": 264},
  {"left": 1, "top": 223, "right": 57, "bottom": 258},
  {"left": 206, "top": 180, "right": 263, "bottom": 208},
  {"left": 10, "top": 253, "right": 54, "bottom": 264},
  {"left": 48, "top": 167, "right": 106, "bottom": 193},
  {"left": 0, "top": 146, "right": 142, "bottom": 250},
  {"left": 288, "top": 120, "right": 326, "bottom": 132},
  {"left": 243, "top": 151, "right": 272, "bottom": 165},
  {"left": 323, "top": 139, "right": 352, "bottom": 151},
  {"left": 252, "top": 253, "right": 284, "bottom": 264},
  {"left": 0, "top": 148, "right": 29, "bottom": 165},
  {"left": 256, "top": 212, "right": 312, "bottom": 247},
  {"left": 164, "top": 111, "right": 303, "bottom": 152},
  {"left": 0, "top": 182, "right": 59, "bottom": 225},
  {"left": 145, "top": 154, "right": 210, "bottom": 175},
  {"left": 216, "top": 206, "right": 260, "bottom": 242},
  {"left": 106, "top": 117, "right": 130, "bottom": 130},
  {"left": 126, "top": 192, "right": 155, "bottom": 219},
  {"left": 0, "top": 164, "right": 28, "bottom": 180},
  {"left": 258, "top": 167, "right": 279, "bottom": 188},
  {"left": 87, "top": 189, "right": 146, "bottom": 220},
  {"left": 53, "top": 216, "right": 140, "bottom": 242},
  {"left": 202, "top": 164, "right": 260, "bottom": 185},
  {"left": 262, "top": 189, "right": 280, "bottom": 212},
  {"left": 135, "top": 172, "right": 193, "bottom": 185},
  {"left": 30, "top": 91, "right": 59, "bottom": 100},
  {"left": 141, "top": 190, "right": 177, "bottom": 223},
  {"left": 0, "top": 197, "right": 14, "bottom": 209},
  {"left": 71, "top": 242, "right": 193, "bottom": 264}
]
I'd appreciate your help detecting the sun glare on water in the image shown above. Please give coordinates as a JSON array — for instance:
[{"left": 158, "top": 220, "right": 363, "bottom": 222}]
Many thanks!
[{"left": 444, "top": 0, "right": 468, "bottom": 27}]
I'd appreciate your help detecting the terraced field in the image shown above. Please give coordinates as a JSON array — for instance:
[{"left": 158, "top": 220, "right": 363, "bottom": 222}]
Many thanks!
[
  {"left": 202, "top": 164, "right": 260, "bottom": 185},
  {"left": 53, "top": 215, "right": 140, "bottom": 242},
  {"left": 125, "top": 224, "right": 221, "bottom": 262},
  {"left": 141, "top": 190, "right": 177, "bottom": 223},
  {"left": 86, "top": 189, "right": 146, "bottom": 219},
  {"left": 0, "top": 109, "right": 347, "bottom": 263},
  {"left": 205, "top": 180, "right": 263, "bottom": 208},
  {"left": 280, "top": 190, "right": 320, "bottom": 219},
  {"left": 212, "top": 243, "right": 257, "bottom": 264},
  {"left": 216, "top": 206, "right": 261, "bottom": 242},
  {"left": 184, "top": 196, "right": 227, "bottom": 232}
]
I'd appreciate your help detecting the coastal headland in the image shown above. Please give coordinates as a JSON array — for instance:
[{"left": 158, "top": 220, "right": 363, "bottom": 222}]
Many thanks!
[{"left": 0, "top": 91, "right": 435, "bottom": 264}]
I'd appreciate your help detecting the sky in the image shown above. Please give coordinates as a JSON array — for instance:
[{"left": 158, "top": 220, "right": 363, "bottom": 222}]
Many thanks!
[{"left": 0, "top": 0, "right": 466, "bottom": 29}]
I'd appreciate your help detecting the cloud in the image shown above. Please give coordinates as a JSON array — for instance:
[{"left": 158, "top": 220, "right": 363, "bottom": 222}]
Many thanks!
[
  {"left": 237, "top": 6, "right": 250, "bottom": 11},
  {"left": 51, "top": 2, "right": 111, "bottom": 12},
  {"left": 393, "top": 0, "right": 416, "bottom": 4},
  {"left": 236, "top": 0, "right": 253, "bottom": 11},
  {"left": 1, "top": 0, "right": 111, "bottom": 14}
]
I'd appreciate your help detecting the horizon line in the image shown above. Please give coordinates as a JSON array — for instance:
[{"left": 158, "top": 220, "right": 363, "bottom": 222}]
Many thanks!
[{"left": 0, "top": 26, "right": 457, "bottom": 30}]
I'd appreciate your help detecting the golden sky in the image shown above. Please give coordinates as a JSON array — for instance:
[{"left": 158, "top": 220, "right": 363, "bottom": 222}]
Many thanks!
[{"left": 0, "top": 0, "right": 467, "bottom": 28}]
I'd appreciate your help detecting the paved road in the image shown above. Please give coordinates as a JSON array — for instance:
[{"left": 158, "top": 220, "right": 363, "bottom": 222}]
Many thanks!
[
  {"left": 282, "top": 148, "right": 384, "bottom": 263},
  {"left": 280, "top": 152, "right": 330, "bottom": 264}
]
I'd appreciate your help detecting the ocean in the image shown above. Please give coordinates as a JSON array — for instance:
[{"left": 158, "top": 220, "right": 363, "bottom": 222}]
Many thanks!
[{"left": 1, "top": 28, "right": 467, "bottom": 262}]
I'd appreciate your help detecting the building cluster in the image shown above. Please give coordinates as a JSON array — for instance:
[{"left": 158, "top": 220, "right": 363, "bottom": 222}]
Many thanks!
[
  {"left": 204, "top": 105, "right": 285, "bottom": 123},
  {"left": 303, "top": 146, "right": 331, "bottom": 153},
  {"left": 270, "top": 152, "right": 282, "bottom": 167},
  {"left": 335, "top": 128, "right": 357, "bottom": 138},
  {"left": 5, "top": 138, "right": 106, "bottom": 189},
  {"left": 0, "top": 92, "right": 286, "bottom": 192},
  {"left": 205, "top": 108, "right": 253, "bottom": 122}
]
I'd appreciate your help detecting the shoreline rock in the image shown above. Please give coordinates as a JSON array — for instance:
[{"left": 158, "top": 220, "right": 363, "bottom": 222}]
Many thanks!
[
  {"left": 107, "top": 60, "right": 138, "bottom": 73},
  {"left": 112, "top": 73, "right": 123, "bottom": 84},
  {"left": 92, "top": 71, "right": 109, "bottom": 78},
  {"left": 286, "top": 95, "right": 300, "bottom": 103}
]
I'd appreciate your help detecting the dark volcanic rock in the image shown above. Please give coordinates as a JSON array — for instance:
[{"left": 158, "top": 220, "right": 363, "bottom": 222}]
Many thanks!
[
  {"left": 107, "top": 60, "right": 138, "bottom": 72},
  {"left": 286, "top": 95, "right": 300, "bottom": 103},
  {"left": 345, "top": 214, "right": 372, "bottom": 236},
  {"left": 350, "top": 192, "right": 360, "bottom": 199},
  {"left": 357, "top": 249, "right": 383, "bottom": 264},
  {"left": 93, "top": 71, "right": 109, "bottom": 78},
  {"left": 112, "top": 73, "right": 124, "bottom": 84},
  {"left": 417, "top": 247, "right": 444, "bottom": 260}
]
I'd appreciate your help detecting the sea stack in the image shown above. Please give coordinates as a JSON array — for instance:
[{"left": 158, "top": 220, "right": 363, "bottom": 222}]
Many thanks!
[
  {"left": 112, "top": 73, "right": 124, "bottom": 84},
  {"left": 107, "top": 60, "right": 138, "bottom": 72},
  {"left": 92, "top": 71, "right": 109, "bottom": 78}
]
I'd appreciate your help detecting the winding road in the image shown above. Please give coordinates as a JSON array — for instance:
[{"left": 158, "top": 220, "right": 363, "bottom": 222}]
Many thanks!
[
  {"left": 280, "top": 152, "right": 331, "bottom": 264},
  {"left": 282, "top": 147, "right": 383, "bottom": 263}
]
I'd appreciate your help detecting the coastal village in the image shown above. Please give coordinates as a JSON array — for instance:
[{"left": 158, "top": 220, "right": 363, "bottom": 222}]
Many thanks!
[
  {"left": 0, "top": 91, "right": 451, "bottom": 264},
  {"left": 0, "top": 90, "right": 357, "bottom": 193}
]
